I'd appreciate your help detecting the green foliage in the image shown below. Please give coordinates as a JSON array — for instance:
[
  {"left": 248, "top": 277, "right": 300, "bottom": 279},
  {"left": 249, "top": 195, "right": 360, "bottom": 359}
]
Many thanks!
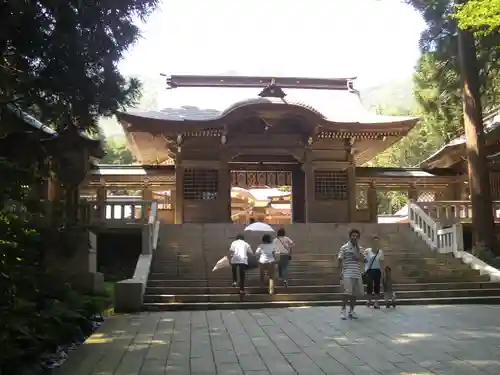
[
  {"left": 0, "top": 0, "right": 159, "bottom": 132},
  {"left": 101, "top": 136, "right": 136, "bottom": 165},
  {"left": 0, "top": 158, "right": 110, "bottom": 372},
  {"left": 455, "top": 0, "right": 500, "bottom": 34}
]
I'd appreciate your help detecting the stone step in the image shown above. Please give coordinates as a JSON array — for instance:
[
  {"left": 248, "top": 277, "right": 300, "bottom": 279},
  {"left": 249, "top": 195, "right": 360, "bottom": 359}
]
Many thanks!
[
  {"left": 150, "top": 258, "right": 474, "bottom": 272},
  {"left": 148, "top": 267, "right": 481, "bottom": 280},
  {"left": 147, "top": 274, "right": 489, "bottom": 287},
  {"left": 143, "top": 288, "right": 500, "bottom": 303},
  {"left": 142, "top": 295, "right": 500, "bottom": 311},
  {"left": 145, "top": 281, "right": 500, "bottom": 295}
]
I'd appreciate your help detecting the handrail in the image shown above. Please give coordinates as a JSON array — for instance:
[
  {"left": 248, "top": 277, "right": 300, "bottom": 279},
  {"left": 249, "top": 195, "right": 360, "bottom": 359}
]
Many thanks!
[
  {"left": 408, "top": 199, "right": 500, "bottom": 281},
  {"left": 143, "top": 200, "right": 160, "bottom": 253}
]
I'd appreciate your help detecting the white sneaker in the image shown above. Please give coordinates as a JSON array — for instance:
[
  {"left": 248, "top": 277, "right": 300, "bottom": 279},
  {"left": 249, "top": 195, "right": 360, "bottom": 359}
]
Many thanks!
[
  {"left": 348, "top": 311, "right": 358, "bottom": 319},
  {"left": 340, "top": 308, "right": 347, "bottom": 320}
]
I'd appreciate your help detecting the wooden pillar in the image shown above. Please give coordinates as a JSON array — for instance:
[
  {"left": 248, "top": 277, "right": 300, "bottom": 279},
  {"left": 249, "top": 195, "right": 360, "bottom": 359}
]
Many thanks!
[
  {"left": 303, "top": 161, "right": 314, "bottom": 223},
  {"left": 347, "top": 162, "right": 356, "bottom": 222},
  {"left": 367, "top": 183, "right": 378, "bottom": 222},
  {"left": 142, "top": 187, "right": 153, "bottom": 200},
  {"left": 175, "top": 165, "right": 184, "bottom": 224},
  {"left": 96, "top": 186, "right": 106, "bottom": 221},
  {"left": 218, "top": 162, "right": 231, "bottom": 222},
  {"left": 292, "top": 164, "right": 306, "bottom": 223},
  {"left": 408, "top": 184, "right": 418, "bottom": 201}
]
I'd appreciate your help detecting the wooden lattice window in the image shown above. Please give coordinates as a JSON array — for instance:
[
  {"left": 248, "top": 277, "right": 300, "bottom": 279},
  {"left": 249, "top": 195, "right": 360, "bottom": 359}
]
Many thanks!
[
  {"left": 314, "top": 170, "right": 348, "bottom": 200},
  {"left": 183, "top": 168, "right": 218, "bottom": 200},
  {"left": 417, "top": 191, "right": 436, "bottom": 202}
]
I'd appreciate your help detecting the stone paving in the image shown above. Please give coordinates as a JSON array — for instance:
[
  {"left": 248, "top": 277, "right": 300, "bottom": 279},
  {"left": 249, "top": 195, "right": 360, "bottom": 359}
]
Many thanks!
[{"left": 56, "top": 305, "right": 500, "bottom": 375}]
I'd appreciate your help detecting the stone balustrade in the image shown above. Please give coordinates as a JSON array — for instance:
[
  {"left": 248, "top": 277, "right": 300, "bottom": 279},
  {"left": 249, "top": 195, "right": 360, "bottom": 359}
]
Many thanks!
[
  {"left": 416, "top": 200, "right": 500, "bottom": 223},
  {"left": 80, "top": 198, "right": 153, "bottom": 224}
]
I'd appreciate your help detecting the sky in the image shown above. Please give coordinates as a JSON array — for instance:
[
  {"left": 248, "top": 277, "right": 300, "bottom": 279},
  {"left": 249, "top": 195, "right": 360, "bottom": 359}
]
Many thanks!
[{"left": 106, "top": 0, "right": 426, "bottom": 136}]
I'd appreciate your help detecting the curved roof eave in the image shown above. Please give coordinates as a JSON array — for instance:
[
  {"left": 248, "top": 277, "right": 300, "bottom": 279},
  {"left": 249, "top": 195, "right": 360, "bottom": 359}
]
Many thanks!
[{"left": 117, "top": 105, "right": 419, "bottom": 134}]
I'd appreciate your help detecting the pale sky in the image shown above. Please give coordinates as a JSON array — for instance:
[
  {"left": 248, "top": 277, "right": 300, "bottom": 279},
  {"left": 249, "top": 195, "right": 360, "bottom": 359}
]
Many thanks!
[
  {"left": 106, "top": 0, "right": 425, "bottom": 135},
  {"left": 120, "top": 0, "right": 425, "bottom": 88}
]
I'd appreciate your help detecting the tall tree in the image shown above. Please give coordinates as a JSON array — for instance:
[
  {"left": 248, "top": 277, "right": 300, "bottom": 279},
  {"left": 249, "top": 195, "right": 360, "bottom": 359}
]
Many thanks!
[
  {"left": 458, "top": 28, "right": 497, "bottom": 252},
  {"left": 0, "top": 0, "right": 159, "bottom": 132}
]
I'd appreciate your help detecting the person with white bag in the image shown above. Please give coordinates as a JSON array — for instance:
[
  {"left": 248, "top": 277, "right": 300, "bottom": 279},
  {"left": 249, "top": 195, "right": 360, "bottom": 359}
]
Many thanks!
[{"left": 229, "top": 234, "right": 253, "bottom": 296}]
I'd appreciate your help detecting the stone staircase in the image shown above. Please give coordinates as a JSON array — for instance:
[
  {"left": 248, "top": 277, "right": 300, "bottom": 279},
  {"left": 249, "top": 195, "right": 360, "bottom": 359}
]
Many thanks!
[{"left": 143, "top": 223, "right": 500, "bottom": 311}]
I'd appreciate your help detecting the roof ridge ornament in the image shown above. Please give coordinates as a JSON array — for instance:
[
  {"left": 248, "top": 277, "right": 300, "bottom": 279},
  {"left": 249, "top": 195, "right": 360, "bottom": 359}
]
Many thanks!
[{"left": 258, "top": 78, "right": 286, "bottom": 99}]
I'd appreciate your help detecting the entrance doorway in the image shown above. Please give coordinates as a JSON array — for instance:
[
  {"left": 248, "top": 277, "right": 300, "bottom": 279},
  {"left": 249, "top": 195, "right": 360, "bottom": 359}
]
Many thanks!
[{"left": 229, "top": 162, "right": 305, "bottom": 224}]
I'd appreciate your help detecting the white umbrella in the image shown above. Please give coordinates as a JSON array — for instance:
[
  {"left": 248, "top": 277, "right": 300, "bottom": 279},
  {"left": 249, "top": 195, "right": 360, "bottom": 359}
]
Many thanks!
[{"left": 244, "top": 222, "right": 275, "bottom": 233}]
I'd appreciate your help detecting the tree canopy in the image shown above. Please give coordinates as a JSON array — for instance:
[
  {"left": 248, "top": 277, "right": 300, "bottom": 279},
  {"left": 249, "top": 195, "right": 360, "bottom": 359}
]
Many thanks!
[
  {"left": 455, "top": 0, "right": 500, "bottom": 33},
  {"left": 0, "top": 0, "right": 159, "bottom": 132}
]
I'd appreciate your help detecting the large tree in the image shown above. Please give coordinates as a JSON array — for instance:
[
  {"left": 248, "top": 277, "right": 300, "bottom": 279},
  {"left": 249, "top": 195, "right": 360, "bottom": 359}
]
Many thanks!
[
  {"left": 407, "top": 0, "right": 500, "bottom": 252},
  {"left": 0, "top": 0, "right": 159, "bottom": 132}
]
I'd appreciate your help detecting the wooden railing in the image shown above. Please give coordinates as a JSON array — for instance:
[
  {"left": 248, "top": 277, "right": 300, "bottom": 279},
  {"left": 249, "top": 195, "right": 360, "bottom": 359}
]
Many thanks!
[
  {"left": 408, "top": 199, "right": 500, "bottom": 281},
  {"left": 416, "top": 200, "right": 500, "bottom": 223}
]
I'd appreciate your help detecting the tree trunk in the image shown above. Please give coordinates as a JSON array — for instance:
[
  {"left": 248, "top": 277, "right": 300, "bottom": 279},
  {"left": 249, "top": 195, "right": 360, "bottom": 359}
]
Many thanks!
[{"left": 457, "top": 28, "right": 498, "bottom": 253}]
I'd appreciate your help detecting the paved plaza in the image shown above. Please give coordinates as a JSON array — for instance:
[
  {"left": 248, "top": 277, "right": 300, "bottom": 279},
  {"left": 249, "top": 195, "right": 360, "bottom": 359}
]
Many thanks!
[{"left": 56, "top": 305, "right": 500, "bottom": 375}]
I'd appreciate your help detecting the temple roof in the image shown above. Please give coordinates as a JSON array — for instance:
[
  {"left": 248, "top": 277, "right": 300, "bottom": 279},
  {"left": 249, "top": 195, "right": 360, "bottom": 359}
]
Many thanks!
[
  {"left": 119, "top": 86, "right": 417, "bottom": 126},
  {"left": 420, "top": 108, "right": 500, "bottom": 169}
]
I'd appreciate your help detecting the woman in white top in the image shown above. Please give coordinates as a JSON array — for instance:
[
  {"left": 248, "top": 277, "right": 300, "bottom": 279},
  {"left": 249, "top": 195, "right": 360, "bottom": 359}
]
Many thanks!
[
  {"left": 255, "top": 234, "right": 276, "bottom": 295},
  {"left": 273, "top": 228, "right": 294, "bottom": 287}
]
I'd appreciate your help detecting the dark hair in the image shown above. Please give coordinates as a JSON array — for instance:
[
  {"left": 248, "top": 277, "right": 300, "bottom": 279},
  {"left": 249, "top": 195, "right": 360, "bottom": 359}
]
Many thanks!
[
  {"left": 349, "top": 228, "right": 361, "bottom": 237},
  {"left": 249, "top": 218, "right": 256, "bottom": 224},
  {"left": 236, "top": 234, "right": 244, "bottom": 240},
  {"left": 261, "top": 234, "right": 272, "bottom": 244},
  {"left": 277, "top": 228, "right": 286, "bottom": 237}
]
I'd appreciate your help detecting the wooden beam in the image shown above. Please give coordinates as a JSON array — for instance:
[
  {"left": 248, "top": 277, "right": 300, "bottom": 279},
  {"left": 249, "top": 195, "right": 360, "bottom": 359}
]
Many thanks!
[{"left": 165, "top": 74, "right": 355, "bottom": 91}]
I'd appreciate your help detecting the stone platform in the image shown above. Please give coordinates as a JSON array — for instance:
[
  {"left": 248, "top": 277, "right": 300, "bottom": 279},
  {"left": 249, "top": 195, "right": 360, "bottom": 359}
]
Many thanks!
[{"left": 55, "top": 305, "right": 500, "bottom": 375}]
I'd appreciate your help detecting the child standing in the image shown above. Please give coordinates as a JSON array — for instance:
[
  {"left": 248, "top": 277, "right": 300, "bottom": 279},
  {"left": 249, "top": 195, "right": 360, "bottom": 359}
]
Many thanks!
[{"left": 383, "top": 266, "right": 396, "bottom": 308}]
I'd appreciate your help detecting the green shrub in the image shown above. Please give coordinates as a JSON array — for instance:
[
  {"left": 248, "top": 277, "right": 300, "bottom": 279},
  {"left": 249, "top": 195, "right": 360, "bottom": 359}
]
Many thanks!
[{"left": 0, "top": 158, "right": 111, "bottom": 373}]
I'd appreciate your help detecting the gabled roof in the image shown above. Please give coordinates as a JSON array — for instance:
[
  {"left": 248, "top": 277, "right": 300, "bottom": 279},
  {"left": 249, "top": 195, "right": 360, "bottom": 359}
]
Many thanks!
[
  {"left": 420, "top": 108, "right": 500, "bottom": 169},
  {"left": 1, "top": 104, "right": 104, "bottom": 159}
]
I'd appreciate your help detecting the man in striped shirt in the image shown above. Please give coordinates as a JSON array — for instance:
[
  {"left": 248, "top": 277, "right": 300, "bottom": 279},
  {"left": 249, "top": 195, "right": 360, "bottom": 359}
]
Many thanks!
[{"left": 338, "top": 228, "right": 364, "bottom": 320}]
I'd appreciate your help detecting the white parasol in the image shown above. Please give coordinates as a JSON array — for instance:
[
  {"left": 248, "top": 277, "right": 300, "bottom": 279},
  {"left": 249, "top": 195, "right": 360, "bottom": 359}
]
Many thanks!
[{"left": 244, "top": 222, "right": 275, "bottom": 233}]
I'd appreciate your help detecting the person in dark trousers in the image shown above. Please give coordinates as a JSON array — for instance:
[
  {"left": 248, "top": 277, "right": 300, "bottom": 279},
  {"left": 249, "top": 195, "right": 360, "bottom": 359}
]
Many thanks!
[
  {"left": 363, "top": 235, "right": 385, "bottom": 309},
  {"left": 228, "top": 234, "right": 253, "bottom": 295},
  {"left": 273, "top": 228, "right": 294, "bottom": 287}
]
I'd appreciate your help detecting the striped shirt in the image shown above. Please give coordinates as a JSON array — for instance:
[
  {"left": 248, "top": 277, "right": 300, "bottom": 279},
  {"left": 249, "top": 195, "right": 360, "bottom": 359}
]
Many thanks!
[{"left": 338, "top": 242, "right": 362, "bottom": 279}]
